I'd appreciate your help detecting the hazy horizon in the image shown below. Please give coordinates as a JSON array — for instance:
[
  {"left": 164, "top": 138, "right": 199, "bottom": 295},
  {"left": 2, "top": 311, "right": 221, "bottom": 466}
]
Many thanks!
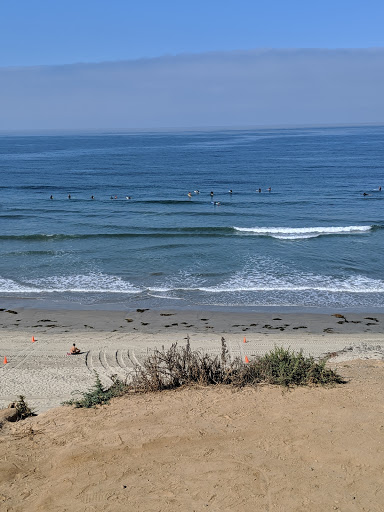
[{"left": 1, "top": 49, "right": 383, "bottom": 131}]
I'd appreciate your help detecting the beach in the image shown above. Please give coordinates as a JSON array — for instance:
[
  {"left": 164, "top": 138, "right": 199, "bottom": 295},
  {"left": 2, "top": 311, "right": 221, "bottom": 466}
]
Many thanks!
[
  {"left": 1, "top": 307, "right": 384, "bottom": 511},
  {"left": 1, "top": 306, "right": 384, "bottom": 412}
]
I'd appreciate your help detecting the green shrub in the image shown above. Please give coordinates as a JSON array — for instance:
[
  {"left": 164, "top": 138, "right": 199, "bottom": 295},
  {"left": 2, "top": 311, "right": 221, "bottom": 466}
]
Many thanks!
[
  {"left": 231, "top": 346, "right": 344, "bottom": 387},
  {"left": 63, "top": 372, "right": 128, "bottom": 408}
]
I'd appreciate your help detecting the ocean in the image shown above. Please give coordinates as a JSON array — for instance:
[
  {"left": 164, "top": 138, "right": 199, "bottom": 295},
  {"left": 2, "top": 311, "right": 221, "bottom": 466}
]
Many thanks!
[{"left": 0, "top": 125, "right": 383, "bottom": 312}]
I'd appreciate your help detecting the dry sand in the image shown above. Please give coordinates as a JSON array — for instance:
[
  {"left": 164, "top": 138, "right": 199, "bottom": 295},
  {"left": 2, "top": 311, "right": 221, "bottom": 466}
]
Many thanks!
[
  {"left": 0, "top": 360, "right": 383, "bottom": 511},
  {"left": 1, "top": 307, "right": 384, "bottom": 511}
]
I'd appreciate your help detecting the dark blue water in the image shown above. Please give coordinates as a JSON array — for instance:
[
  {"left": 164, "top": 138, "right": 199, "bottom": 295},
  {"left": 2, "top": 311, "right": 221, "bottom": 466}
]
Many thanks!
[{"left": 0, "top": 125, "right": 383, "bottom": 311}]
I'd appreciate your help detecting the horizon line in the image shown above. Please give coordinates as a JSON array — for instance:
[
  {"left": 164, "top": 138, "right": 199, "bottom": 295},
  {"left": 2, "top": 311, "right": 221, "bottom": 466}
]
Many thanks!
[{"left": 0, "top": 121, "right": 383, "bottom": 136}]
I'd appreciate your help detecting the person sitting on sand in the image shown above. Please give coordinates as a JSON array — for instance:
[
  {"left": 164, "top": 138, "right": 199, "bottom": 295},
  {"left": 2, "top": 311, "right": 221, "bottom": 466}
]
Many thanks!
[{"left": 70, "top": 343, "right": 81, "bottom": 355}]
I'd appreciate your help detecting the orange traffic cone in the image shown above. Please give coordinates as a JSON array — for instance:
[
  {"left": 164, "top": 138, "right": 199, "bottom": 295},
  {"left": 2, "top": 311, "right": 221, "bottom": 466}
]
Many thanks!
[
  {"left": 32, "top": 336, "right": 36, "bottom": 343},
  {"left": 245, "top": 356, "right": 249, "bottom": 363},
  {"left": 243, "top": 336, "right": 246, "bottom": 343},
  {"left": 3, "top": 356, "right": 8, "bottom": 364}
]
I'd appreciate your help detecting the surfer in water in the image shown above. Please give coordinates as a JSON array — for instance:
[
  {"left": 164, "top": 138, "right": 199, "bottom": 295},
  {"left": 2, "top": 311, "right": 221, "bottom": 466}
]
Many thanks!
[
  {"left": 187, "top": 192, "right": 192, "bottom": 198},
  {"left": 50, "top": 195, "right": 53, "bottom": 200},
  {"left": 210, "top": 191, "right": 214, "bottom": 197}
]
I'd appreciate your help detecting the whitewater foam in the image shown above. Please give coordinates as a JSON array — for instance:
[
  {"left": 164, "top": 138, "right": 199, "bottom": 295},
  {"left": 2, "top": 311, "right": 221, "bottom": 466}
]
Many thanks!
[
  {"left": 233, "top": 225, "right": 373, "bottom": 239},
  {"left": 2, "top": 265, "right": 383, "bottom": 298},
  {"left": 0, "top": 273, "right": 143, "bottom": 294}
]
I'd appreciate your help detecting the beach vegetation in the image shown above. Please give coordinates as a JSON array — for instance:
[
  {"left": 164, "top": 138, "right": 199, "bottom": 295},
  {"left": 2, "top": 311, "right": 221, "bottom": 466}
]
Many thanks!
[
  {"left": 130, "top": 343, "right": 343, "bottom": 391},
  {"left": 129, "top": 337, "right": 234, "bottom": 392},
  {"left": 63, "top": 372, "right": 128, "bottom": 408},
  {"left": 231, "top": 346, "right": 344, "bottom": 387},
  {"left": 9, "top": 395, "right": 36, "bottom": 420},
  {"left": 63, "top": 342, "right": 343, "bottom": 408}
]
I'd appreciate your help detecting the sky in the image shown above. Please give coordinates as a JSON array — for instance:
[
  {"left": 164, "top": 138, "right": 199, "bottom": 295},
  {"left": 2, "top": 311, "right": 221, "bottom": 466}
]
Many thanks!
[{"left": 0, "top": 1, "right": 383, "bottom": 130}]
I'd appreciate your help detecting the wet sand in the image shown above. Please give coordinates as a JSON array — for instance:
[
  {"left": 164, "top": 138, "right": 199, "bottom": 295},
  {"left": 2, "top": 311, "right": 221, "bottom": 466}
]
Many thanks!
[{"left": 1, "top": 306, "right": 384, "bottom": 335}]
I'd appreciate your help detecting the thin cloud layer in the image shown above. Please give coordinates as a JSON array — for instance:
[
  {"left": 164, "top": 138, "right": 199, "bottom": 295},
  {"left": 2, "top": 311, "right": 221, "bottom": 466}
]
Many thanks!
[{"left": 0, "top": 49, "right": 383, "bottom": 130}]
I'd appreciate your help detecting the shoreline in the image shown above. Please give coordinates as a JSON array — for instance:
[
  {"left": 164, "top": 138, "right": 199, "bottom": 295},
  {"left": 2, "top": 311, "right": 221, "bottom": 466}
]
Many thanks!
[
  {"left": 2, "top": 296, "right": 384, "bottom": 315},
  {"left": 1, "top": 306, "right": 384, "bottom": 334}
]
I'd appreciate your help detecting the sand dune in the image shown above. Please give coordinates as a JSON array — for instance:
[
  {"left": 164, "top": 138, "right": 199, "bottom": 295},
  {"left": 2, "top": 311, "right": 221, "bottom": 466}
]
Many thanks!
[{"left": 1, "top": 359, "right": 384, "bottom": 511}]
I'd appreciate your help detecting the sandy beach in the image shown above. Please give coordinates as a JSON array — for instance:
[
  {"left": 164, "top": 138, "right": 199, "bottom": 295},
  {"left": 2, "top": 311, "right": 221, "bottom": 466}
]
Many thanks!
[
  {"left": 1, "top": 306, "right": 384, "bottom": 511},
  {"left": 1, "top": 307, "right": 384, "bottom": 412}
]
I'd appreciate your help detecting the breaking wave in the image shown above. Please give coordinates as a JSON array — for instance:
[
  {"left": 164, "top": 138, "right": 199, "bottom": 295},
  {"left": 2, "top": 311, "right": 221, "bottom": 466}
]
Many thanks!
[{"left": 233, "top": 225, "right": 374, "bottom": 239}]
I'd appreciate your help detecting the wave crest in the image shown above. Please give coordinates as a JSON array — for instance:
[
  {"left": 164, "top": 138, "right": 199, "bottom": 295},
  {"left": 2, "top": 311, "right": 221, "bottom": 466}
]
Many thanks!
[{"left": 234, "top": 225, "right": 373, "bottom": 239}]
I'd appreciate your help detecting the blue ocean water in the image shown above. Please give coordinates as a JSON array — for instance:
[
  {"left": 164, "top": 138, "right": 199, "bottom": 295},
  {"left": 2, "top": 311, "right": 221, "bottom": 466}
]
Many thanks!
[{"left": 0, "top": 125, "right": 383, "bottom": 312}]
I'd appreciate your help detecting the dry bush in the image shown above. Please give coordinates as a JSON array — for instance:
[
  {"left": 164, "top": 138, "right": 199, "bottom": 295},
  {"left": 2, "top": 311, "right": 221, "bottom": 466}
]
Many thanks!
[
  {"left": 130, "top": 337, "right": 238, "bottom": 392},
  {"left": 64, "top": 341, "right": 343, "bottom": 408}
]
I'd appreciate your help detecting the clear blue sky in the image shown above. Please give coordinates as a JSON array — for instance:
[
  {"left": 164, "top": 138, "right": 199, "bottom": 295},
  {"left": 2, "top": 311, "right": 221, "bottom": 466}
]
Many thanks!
[{"left": 1, "top": 0, "right": 384, "bottom": 67}]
